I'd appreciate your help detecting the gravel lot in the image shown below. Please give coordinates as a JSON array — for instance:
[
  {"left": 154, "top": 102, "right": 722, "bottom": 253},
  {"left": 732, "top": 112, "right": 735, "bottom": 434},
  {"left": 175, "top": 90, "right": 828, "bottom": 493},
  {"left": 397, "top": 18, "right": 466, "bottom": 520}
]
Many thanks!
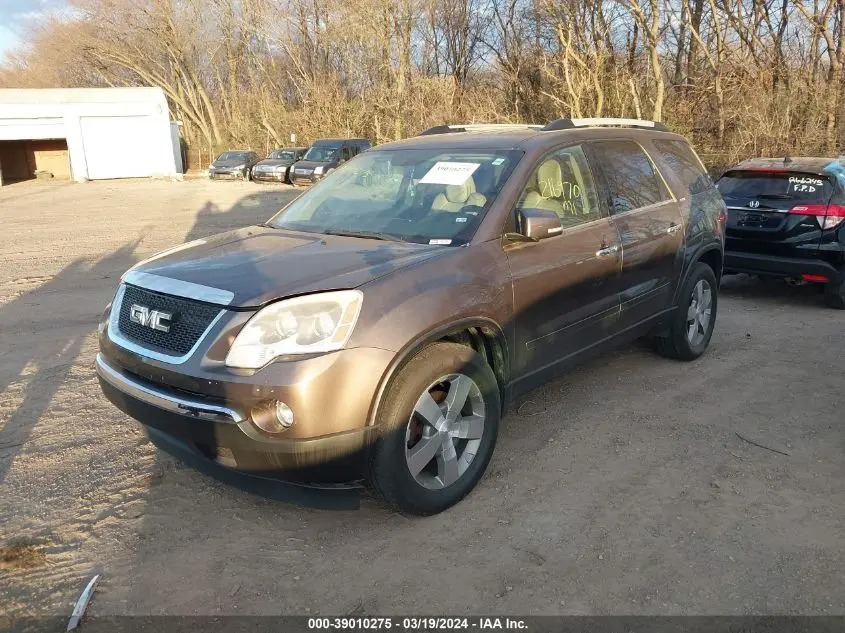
[{"left": 1, "top": 179, "right": 844, "bottom": 619}]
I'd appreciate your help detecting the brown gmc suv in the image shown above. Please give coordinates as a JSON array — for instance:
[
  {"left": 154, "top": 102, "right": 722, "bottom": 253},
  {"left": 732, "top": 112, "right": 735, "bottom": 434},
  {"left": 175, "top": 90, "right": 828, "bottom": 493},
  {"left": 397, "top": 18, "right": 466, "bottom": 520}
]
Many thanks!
[{"left": 96, "top": 119, "right": 726, "bottom": 515}]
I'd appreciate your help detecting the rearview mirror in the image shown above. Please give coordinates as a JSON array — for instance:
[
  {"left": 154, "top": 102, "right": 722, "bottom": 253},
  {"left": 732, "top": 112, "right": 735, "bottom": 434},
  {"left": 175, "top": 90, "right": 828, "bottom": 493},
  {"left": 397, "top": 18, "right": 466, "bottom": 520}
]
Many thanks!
[{"left": 518, "top": 208, "right": 563, "bottom": 241}]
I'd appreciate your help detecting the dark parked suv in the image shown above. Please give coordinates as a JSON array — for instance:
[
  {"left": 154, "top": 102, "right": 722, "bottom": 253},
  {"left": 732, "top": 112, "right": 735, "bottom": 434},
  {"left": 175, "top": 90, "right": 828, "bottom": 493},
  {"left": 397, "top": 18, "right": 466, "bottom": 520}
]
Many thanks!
[
  {"left": 289, "top": 138, "right": 371, "bottom": 185},
  {"left": 96, "top": 119, "right": 725, "bottom": 514},
  {"left": 717, "top": 157, "right": 845, "bottom": 308}
]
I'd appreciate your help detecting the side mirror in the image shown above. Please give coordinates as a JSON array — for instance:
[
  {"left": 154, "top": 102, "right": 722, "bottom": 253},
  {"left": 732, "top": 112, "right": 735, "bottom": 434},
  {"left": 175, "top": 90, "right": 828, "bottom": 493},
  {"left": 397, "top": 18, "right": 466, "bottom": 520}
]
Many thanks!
[{"left": 518, "top": 208, "right": 563, "bottom": 241}]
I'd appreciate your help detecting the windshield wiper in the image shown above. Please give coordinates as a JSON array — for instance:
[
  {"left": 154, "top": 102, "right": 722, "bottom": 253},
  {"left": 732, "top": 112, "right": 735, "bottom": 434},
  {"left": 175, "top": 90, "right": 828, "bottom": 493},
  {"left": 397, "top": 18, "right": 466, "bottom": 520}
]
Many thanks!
[{"left": 322, "top": 229, "right": 405, "bottom": 242}]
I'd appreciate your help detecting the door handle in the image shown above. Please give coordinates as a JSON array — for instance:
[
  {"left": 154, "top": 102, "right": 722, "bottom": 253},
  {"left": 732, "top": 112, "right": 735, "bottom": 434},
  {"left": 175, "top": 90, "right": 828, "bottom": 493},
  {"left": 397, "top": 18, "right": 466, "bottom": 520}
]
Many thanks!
[
  {"left": 666, "top": 223, "right": 682, "bottom": 234},
  {"left": 595, "top": 243, "right": 620, "bottom": 257}
]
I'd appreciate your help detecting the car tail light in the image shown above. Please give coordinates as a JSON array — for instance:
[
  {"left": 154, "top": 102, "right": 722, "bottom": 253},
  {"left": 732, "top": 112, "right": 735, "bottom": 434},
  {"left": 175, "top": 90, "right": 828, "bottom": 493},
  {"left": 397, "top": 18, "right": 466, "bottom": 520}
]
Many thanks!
[
  {"left": 716, "top": 208, "right": 727, "bottom": 236},
  {"left": 801, "top": 274, "right": 829, "bottom": 282},
  {"left": 789, "top": 204, "right": 845, "bottom": 230}
]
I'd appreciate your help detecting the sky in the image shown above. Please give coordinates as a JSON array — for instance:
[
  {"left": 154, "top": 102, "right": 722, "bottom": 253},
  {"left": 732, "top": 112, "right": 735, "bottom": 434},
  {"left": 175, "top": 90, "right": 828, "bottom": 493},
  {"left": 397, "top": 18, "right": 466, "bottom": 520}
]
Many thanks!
[{"left": 0, "top": 0, "right": 68, "bottom": 58}]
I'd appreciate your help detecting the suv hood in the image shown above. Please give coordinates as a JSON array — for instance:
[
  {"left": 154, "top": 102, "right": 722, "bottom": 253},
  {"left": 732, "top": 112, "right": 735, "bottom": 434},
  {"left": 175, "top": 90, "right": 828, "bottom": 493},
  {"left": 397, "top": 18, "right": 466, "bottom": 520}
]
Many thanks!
[
  {"left": 256, "top": 159, "right": 295, "bottom": 167},
  {"left": 292, "top": 160, "right": 332, "bottom": 171},
  {"left": 125, "top": 227, "right": 445, "bottom": 308}
]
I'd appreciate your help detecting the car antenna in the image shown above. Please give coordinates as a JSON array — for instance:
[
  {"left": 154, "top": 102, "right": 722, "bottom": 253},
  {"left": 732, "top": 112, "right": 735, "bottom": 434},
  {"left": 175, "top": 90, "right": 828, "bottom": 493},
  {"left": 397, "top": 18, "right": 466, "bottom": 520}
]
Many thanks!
[{"left": 783, "top": 155, "right": 792, "bottom": 165}]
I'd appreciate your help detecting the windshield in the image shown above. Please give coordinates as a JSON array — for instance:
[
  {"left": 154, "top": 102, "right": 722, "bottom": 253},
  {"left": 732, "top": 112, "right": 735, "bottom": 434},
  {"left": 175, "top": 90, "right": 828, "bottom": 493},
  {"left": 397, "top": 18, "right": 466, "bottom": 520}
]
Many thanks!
[
  {"left": 304, "top": 146, "right": 340, "bottom": 162},
  {"left": 269, "top": 150, "right": 296, "bottom": 160},
  {"left": 269, "top": 148, "right": 522, "bottom": 245},
  {"left": 217, "top": 151, "right": 249, "bottom": 162},
  {"left": 717, "top": 171, "right": 832, "bottom": 202}
]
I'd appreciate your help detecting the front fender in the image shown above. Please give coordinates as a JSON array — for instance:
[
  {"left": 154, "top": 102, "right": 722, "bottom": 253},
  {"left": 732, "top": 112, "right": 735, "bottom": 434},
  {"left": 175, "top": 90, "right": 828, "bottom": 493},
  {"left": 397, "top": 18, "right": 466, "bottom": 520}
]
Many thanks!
[
  {"left": 347, "top": 241, "right": 513, "bottom": 424},
  {"left": 364, "top": 315, "right": 510, "bottom": 426}
]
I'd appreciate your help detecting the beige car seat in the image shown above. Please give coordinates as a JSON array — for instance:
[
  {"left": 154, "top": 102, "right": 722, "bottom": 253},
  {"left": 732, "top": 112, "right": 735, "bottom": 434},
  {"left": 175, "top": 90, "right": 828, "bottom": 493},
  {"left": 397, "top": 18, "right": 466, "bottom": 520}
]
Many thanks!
[
  {"left": 521, "top": 160, "right": 564, "bottom": 216},
  {"left": 431, "top": 176, "right": 487, "bottom": 213}
]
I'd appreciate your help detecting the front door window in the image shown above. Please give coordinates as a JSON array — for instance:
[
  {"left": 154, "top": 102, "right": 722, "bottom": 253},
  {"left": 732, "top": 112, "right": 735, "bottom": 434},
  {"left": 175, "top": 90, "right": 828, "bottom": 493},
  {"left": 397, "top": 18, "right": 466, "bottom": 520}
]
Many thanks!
[{"left": 516, "top": 145, "right": 603, "bottom": 228}]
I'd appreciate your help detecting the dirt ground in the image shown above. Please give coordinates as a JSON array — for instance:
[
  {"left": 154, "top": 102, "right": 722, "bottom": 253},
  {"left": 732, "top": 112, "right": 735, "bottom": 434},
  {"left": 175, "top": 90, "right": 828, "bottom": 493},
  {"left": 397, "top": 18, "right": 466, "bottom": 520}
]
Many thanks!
[{"left": 1, "top": 179, "right": 843, "bottom": 620}]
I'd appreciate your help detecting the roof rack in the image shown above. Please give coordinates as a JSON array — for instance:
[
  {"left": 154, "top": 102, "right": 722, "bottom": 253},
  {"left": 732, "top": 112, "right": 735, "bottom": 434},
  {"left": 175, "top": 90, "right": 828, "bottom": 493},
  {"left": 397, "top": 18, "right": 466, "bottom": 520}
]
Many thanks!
[
  {"left": 417, "top": 123, "right": 541, "bottom": 136},
  {"left": 542, "top": 118, "right": 669, "bottom": 132}
]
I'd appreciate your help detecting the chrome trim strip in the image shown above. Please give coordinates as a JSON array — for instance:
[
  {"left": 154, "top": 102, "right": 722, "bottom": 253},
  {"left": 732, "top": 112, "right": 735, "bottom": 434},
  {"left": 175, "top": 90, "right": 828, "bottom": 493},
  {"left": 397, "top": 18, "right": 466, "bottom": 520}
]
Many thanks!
[
  {"left": 570, "top": 117, "right": 657, "bottom": 128},
  {"left": 96, "top": 353, "right": 244, "bottom": 424},
  {"left": 638, "top": 144, "right": 678, "bottom": 202},
  {"left": 122, "top": 271, "right": 234, "bottom": 306},
  {"left": 727, "top": 205, "right": 789, "bottom": 214},
  {"left": 610, "top": 199, "right": 677, "bottom": 220},
  {"left": 107, "top": 284, "right": 226, "bottom": 365}
]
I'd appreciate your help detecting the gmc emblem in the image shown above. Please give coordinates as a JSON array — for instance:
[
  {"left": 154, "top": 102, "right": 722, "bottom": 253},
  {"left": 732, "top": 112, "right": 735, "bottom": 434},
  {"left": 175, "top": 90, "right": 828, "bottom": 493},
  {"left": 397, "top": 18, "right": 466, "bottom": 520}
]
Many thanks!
[{"left": 129, "top": 304, "right": 173, "bottom": 333}]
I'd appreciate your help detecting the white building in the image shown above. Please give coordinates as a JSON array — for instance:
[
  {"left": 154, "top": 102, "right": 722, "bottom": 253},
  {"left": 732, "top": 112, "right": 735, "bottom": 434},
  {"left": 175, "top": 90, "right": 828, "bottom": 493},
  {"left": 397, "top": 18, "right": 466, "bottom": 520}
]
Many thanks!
[{"left": 0, "top": 87, "right": 182, "bottom": 185}]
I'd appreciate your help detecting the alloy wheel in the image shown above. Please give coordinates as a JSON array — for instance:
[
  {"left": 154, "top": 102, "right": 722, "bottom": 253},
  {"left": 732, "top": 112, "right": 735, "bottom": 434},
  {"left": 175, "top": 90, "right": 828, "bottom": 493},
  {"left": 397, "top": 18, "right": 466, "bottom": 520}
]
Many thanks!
[
  {"left": 686, "top": 279, "right": 713, "bottom": 346},
  {"left": 404, "top": 373, "right": 486, "bottom": 490}
]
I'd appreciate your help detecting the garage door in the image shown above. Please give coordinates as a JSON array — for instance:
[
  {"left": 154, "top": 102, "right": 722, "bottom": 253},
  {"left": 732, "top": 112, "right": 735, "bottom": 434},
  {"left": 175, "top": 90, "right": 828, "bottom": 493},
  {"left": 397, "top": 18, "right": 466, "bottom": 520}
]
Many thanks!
[{"left": 80, "top": 116, "right": 157, "bottom": 180}]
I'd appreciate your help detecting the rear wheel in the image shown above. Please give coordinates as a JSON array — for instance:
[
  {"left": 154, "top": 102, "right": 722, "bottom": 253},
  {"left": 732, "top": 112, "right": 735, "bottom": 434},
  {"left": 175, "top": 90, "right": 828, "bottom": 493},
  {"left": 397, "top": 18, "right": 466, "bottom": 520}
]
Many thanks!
[
  {"left": 823, "top": 278, "right": 845, "bottom": 309},
  {"left": 654, "top": 262, "right": 718, "bottom": 361},
  {"left": 368, "top": 342, "right": 500, "bottom": 515}
]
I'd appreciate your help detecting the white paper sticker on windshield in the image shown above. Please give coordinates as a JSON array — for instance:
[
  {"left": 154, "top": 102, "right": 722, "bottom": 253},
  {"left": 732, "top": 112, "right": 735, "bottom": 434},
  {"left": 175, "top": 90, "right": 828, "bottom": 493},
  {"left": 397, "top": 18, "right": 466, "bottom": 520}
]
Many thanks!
[
  {"left": 429, "top": 239, "right": 452, "bottom": 245},
  {"left": 419, "top": 162, "right": 480, "bottom": 186}
]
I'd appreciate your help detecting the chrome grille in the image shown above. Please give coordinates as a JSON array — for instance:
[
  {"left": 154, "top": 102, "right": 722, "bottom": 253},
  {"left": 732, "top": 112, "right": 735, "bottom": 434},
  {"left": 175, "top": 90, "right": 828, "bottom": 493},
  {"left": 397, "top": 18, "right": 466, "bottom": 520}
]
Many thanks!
[{"left": 116, "top": 284, "right": 221, "bottom": 357}]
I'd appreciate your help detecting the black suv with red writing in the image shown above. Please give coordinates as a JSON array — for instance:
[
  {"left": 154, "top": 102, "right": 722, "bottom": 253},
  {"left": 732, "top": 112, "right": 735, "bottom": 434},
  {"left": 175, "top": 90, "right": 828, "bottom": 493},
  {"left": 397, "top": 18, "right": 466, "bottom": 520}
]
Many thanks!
[{"left": 717, "top": 157, "right": 845, "bottom": 308}]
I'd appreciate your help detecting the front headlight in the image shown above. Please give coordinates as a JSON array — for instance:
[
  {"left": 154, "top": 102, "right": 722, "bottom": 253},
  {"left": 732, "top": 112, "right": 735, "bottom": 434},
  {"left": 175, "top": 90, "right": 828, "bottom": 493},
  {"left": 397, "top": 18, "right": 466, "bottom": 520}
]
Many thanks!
[
  {"left": 313, "top": 165, "right": 325, "bottom": 175},
  {"left": 274, "top": 165, "right": 286, "bottom": 173},
  {"left": 225, "top": 290, "right": 363, "bottom": 369},
  {"left": 233, "top": 164, "right": 246, "bottom": 170}
]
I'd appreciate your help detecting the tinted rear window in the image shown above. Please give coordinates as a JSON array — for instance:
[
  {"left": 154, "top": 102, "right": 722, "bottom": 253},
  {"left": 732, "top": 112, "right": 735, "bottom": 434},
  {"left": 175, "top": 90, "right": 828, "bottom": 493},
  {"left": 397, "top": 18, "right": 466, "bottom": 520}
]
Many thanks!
[
  {"left": 653, "top": 139, "right": 712, "bottom": 194},
  {"left": 590, "top": 140, "right": 671, "bottom": 213},
  {"left": 717, "top": 171, "right": 833, "bottom": 202}
]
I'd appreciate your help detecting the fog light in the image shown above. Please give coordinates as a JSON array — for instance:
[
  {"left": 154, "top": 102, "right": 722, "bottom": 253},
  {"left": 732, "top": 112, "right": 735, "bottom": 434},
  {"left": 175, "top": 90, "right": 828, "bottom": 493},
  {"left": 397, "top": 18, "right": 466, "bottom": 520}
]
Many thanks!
[{"left": 251, "top": 400, "right": 295, "bottom": 435}]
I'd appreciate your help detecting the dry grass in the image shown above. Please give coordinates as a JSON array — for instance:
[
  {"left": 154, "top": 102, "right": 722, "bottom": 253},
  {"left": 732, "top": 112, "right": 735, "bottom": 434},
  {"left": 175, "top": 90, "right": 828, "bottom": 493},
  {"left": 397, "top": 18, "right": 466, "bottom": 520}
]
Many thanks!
[{"left": 0, "top": 540, "right": 46, "bottom": 571}]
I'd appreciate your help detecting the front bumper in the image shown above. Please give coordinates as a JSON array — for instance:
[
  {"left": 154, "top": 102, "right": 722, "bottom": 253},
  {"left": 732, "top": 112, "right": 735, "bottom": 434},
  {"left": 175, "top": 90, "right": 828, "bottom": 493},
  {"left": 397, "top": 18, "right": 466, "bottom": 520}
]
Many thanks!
[
  {"left": 209, "top": 169, "right": 245, "bottom": 180},
  {"left": 290, "top": 171, "right": 319, "bottom": 186},
  {"left": 95, "top": 346, "right": 390, "bottom": 504},
  {"left": 252, "top": 170, "right": 288, "bottom": 183},
  {"left": 724, "top": 251, "right": 843, "bottom": 281}
]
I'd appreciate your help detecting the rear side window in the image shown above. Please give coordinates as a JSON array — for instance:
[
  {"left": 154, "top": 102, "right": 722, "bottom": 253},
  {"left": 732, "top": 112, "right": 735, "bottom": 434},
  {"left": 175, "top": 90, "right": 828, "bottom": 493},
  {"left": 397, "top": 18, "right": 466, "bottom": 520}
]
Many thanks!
[
  {"left": 653, "top": 139, "right": 712, "bottom": 195},
  {"left": 590, "top": 140, "right": 670, "bottom": 214},
  {"left": 717, "top": 171, "right": 833, "bottom": 203}
]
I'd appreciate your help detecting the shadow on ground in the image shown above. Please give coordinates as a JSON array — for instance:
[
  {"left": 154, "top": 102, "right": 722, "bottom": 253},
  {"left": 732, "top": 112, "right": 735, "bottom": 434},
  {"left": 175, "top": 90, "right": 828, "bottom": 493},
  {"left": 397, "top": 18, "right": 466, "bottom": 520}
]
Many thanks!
[
  {"left": 0, "top": 241, "right": 140, "bottom": 485},
  {"left": 184, "top": 188, "right": 300, "bottom": 242},
  {"left": 719, "top": 273, "right": 828, "bottom": 309},
  {"left": 0, "top": 187, "right": 297, "bottom": 486}
]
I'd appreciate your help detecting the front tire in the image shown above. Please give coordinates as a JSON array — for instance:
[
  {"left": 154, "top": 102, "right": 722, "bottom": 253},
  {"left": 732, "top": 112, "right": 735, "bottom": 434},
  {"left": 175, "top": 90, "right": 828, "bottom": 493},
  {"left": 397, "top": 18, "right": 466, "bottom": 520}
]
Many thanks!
[
  {"left": 368, "top": 342, "right": 500, "bottom": 515},
  {"left": 654, "top": 262, "right": 718, "bottom": 361}
]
